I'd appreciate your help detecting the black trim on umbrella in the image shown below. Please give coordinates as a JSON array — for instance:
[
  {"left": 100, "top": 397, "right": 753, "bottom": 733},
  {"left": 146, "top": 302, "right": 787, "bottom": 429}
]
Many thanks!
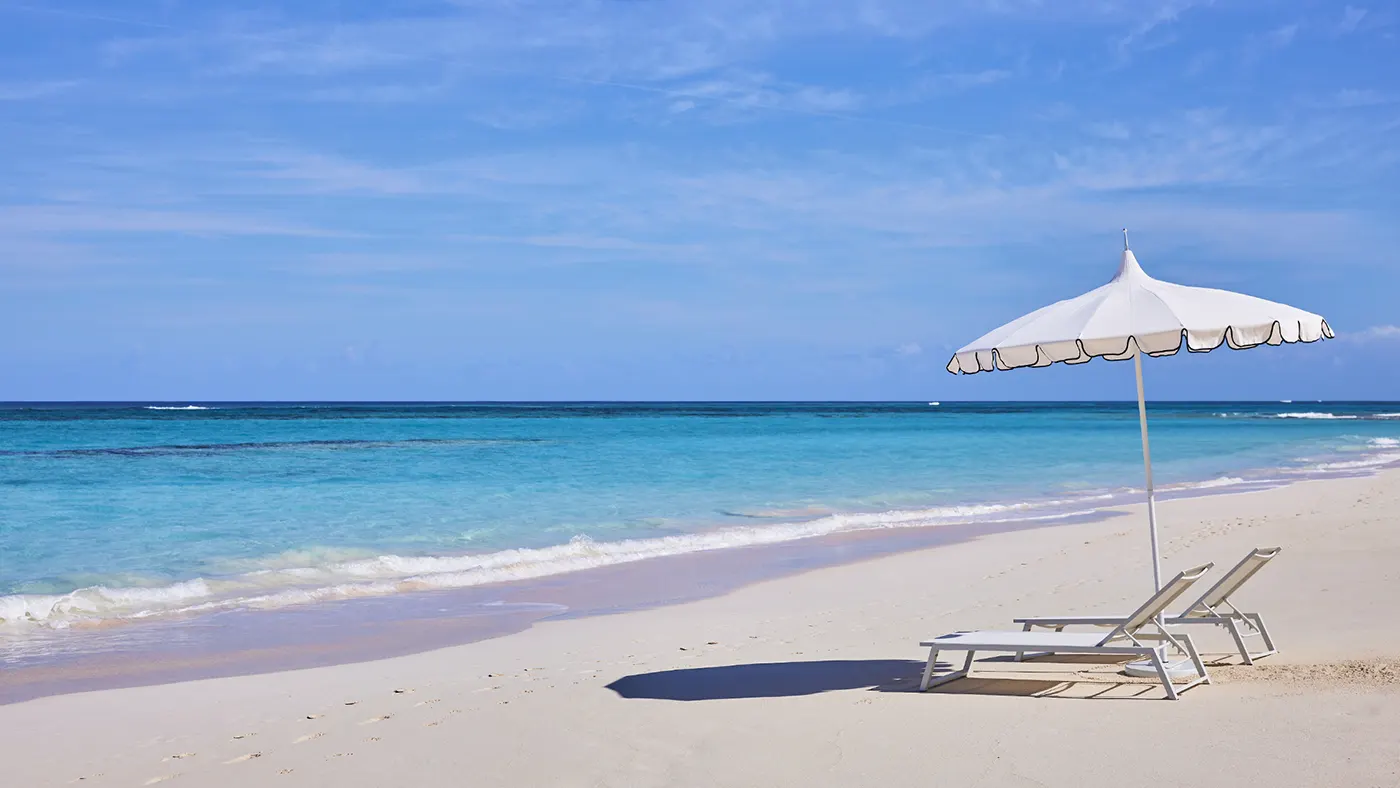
[{"left": 948, "top": 318, "right": 1335, "bottom": 375}]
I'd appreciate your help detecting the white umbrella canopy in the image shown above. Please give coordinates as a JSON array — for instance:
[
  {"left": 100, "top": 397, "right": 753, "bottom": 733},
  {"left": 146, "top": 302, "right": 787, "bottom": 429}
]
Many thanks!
[
  {"left": 947, "top": 231, "right": 1333, "bottom": 589},
  {"left": 949, "top": 233, "right": 1333, "bottom": 374}
]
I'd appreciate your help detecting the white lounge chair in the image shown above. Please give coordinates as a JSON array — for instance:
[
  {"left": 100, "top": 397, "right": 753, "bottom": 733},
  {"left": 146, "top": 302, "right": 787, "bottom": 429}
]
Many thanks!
[
  {"left": 1014, "top": 548, "right": 1280, "bottom": 665},
  {"left": 919, "top": 563, "right": 1214, "bottom": 700}
]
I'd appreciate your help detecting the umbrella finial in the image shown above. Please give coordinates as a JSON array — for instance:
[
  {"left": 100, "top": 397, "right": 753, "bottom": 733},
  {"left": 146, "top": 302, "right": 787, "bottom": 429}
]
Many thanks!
[{"left": 1123, "top": 228, "right": 1130, "bottom": 251}]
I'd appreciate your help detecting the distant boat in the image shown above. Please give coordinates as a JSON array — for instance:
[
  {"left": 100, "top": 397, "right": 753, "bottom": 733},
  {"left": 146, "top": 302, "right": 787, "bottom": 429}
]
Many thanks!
[
  {"left": 928, "top": 401, "right": 940, "bottom": 406},
  {"left": 1281, "top": 400, "right": 1292, "bottom": 403}
]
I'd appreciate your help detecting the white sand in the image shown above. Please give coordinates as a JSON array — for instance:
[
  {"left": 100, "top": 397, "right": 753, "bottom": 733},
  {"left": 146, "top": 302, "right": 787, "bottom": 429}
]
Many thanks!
[{"left": 5, "top": 470, "right": 1399, "bottom": 787}]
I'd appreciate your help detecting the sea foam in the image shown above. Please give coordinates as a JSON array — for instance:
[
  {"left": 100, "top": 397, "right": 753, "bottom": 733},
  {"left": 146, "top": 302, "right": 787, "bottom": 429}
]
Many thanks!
[
  {"left": 0, "top": 499, "right": 1100, "bottom": 630},
  {"left": 144, "top": 405, "right": 214, "bottom": 411}
]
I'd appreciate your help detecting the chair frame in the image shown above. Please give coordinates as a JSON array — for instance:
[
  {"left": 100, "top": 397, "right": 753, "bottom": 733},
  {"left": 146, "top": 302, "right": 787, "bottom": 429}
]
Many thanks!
[
  {"left": 1015, "top": 548, "right": 1281, "bottom": 665},
  {"left": 919, "top": 563, "right": 1215, "bottom": 700}
]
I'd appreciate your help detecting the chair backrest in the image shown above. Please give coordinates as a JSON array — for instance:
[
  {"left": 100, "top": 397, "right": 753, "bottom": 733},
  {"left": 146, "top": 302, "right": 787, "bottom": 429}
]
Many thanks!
[
  {"left": 1178, "top": 547, "right": 1281, "bottom": 617},
  {"left": 1100, "top": 562, "right": 1214, "bottom": 644}
]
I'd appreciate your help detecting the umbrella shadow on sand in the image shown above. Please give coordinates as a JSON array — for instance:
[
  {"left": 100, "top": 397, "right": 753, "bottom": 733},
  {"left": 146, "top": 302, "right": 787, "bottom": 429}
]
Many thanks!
[{"left": 604, "top": 658, "right": 1166, "bottom": 701}]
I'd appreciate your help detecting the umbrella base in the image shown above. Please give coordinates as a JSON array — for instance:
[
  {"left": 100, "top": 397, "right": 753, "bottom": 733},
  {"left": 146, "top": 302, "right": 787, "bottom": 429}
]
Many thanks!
[{"left": 1123, "top": 657, "right": 1200, "bottom": 680}]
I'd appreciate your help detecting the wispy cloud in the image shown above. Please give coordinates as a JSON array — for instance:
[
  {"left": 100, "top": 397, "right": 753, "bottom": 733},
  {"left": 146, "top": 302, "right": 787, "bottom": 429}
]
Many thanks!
[
  {"left": 914, "top": 69, "right": 1014, "bottom": 92},
  {"left": 1336, "top": 6, "right": 1368, "bottom": 35},
  {"left": 1084, "top": 121, "right": 1132, "bottom": 140},
  {"left": 1265, "top": 23, "right": 1300, "bottom": 48},
  {"left": 455, "top": 233, "right": 707, "bottom": 257},
  {"left": 286, "top": 252, "right": 455, "bottom": 276},
  {"left": 0, "top": 80, "right": 79, "bottom": 100},
  {"left": 4, "top": 3, "right": 174, "bottom": 30},
  {"left": 1343, "top": 325, "right": 1400, "bottom": 342},
  {"left": 0, "top": 205, "right": 340, "bottom": 237},
  {"left": 1115, "top": 2, "right": 1206, "bottom": 61},
  {"left": 240, "top": 151, "right": 427, "bottom": 195},
  {"left": 658, "top": 71, "right": 865, "bottom": 117},
  {"left": 308, "top": 82, "right": 454, "bottom": 104},
  {"left": 1330, "top": 88, "right": 1395, "bottom": 108}
]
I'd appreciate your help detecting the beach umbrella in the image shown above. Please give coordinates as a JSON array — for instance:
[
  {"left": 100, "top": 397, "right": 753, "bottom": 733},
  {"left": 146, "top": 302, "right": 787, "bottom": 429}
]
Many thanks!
[{"left": 947, "top": 231, "right": 1333, "bottom": 590}]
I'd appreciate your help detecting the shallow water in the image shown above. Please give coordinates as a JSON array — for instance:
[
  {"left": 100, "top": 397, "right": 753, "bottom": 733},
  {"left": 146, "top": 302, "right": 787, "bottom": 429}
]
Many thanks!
[{"left": 2, "top": 401, "right": 1397, "bottom": 640}]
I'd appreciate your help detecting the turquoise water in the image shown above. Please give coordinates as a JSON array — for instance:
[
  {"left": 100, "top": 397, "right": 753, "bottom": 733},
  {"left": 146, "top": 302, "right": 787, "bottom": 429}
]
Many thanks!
[{"left": 2, "top": 402, "right": 1397, "bottom": 632}]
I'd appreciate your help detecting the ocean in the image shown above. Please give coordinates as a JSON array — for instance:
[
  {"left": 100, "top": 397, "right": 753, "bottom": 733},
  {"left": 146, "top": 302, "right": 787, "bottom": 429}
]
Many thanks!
[{"left": 2, "top": 401, "right": 1398, "bottom": 660}]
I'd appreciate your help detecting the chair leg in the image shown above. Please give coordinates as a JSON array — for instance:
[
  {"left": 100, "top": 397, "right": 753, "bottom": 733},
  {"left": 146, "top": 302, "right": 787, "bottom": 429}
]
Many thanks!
[
  {"left": 1178, "top": 633, "right": 1211, "bottom": 686},
  {"left": 1149, "top": 647, "right": 1179, "bottom": 700},
  {"left": 1015, "top": 622, "right": 1031, "bottom": 662},
  {"left": 920, "top": 647, "right": 940, "bottom": 691},
  {"left": 1225, "top": 618, "right": 1254, "bottom": 665},
  {"left": 1247, "top": 613, "right": 1278, "bottom": 659},
  {"left": 920, "top": 649, "right": 975, "bottom": 691}
]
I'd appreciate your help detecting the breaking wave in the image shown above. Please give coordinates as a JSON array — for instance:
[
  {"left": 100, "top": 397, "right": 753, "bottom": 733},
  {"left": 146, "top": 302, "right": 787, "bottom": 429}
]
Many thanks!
[
  {"left": 1168, "top": 476, "right": 1248, "bottom": 490},
  {"left": 0, "top": 498, "right": 1104, "bottom": 630},
  {"left": 1303, "top": 452, "right": 1400, "bottom": 472},
  {"left": 1215, "top": 411, "right": 1400, "bottom": 421},
  {"left": 144, "top": 405, "right": 215, "bottom": 411}
]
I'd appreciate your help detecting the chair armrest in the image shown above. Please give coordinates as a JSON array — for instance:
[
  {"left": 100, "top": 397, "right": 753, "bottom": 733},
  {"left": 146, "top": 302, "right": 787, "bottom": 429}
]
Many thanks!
[{"left": 1013, "top": 615, "right": 1126, "bottom": 627}]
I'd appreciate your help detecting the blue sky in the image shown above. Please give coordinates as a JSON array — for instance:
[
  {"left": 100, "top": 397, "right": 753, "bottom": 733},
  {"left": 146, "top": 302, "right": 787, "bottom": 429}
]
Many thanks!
[{"left": 2, "top": 0, "right": 1397, "bottom": 401}]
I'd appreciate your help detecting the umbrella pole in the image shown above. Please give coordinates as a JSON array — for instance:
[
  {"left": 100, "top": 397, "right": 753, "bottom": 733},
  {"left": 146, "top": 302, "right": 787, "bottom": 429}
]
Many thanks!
[{"left": 1134, "top": 350, "right": 1163, "bottom": 590}]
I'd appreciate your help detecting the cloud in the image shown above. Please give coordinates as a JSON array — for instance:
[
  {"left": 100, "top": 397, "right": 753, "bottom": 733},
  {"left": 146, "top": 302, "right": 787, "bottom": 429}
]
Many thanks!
[
  {"left": 0, "top": 80, "right": 79, "bottom": 100},
  {"left": 1331, "top": 89, "right": 1393, "bottom": 108},
  {"left": 1084, "top": 121, "right": 1131, "bottom": 140},
  {"left": 659, "top": 72, "right": 865, "bottom": 117},
  {"left": 241, "top": 151, "right": 427, "bottom": 194},
  {"left": 455, "top": 234, "right": 706, "bottom": 257},
  {"left": 308, "top": 82, "right": 453, "bottom": 104},
  {"left": 286, "top": 252, "right": 454, "bottom": 276},
  {"left": 916, "top": 69, "right": 1013, "bottom": 92},
  {"left": 1337, "top": 6, "right": 1368, "bottom": 35},
  {"left": 1347, "top": 325, "right": 1400, "bottom": 342},
  {"left": 0, "top": 205, "right": 340, "bottom": 237},
  {"left": 1264, "top": 23, "right": 1300, "bottom": 47},
  {"left": 895, "top": 342, "right": 923, "bottom": 356},
  {"left": 1115, "top": 2, "right": 1205, "bottom": 61}
]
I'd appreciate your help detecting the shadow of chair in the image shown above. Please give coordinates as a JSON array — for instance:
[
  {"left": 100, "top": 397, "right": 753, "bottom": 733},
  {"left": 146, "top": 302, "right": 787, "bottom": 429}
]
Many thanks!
[
  {"left": 606, "top": 659, "right": 927, "bottom": 700},
  {"left": 606, "top": 657, "right": 1175, "bottom": 701}
]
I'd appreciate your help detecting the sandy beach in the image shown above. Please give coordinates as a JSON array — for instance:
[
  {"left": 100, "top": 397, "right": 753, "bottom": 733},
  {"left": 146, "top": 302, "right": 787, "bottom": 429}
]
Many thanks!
[{"left": 4, "top": 468, "right": 1398, "bottom": 788}]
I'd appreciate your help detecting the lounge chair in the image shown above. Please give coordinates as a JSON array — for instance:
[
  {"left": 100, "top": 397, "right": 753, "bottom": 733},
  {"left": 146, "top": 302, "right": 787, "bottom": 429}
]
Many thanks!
[
  {"left": 919, "top": 563, "right": 1214, "bottom": 700},
  {"left": 1014, "top": 548, "right": 1280, "bottom": 665}
]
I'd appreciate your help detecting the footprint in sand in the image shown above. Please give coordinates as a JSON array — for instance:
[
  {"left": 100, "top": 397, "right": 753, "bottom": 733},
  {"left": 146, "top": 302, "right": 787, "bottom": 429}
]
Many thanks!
[
  {"left": 294, "top": 733, "right": 325, "bottom": 744},
  {"left": 162, "top": 753, "right": 196, "bottom": 762},
  {"left": 224, "top": 753, "right": 262, "bottom": 764},
  {"left": 305, "top": 714, "right": 324, "bottom": 720},
  {"left": 231, "top": 733, "right": 256, "bottom": 741},
  {"left": 360, "top": 714, "right": 392, "bottom": 724},
  {"left": 413, "top": 698, "right": 442, "bottom": 707},
  {"left": 143, "top": 775, "right": 180, "bottom": 785},
  {"left": 393, "top": 688, "right": 414, "bottom": 694}
]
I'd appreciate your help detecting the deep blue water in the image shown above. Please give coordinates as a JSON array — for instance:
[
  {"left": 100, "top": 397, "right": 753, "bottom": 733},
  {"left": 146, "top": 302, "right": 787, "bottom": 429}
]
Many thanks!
[{"left": 2, "top": 401, "right": 1397, "bottom": 632}]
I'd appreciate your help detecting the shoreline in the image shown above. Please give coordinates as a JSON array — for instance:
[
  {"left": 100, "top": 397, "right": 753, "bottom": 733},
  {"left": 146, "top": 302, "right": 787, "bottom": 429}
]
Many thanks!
[
  {"left": 0, "top": 509, "right": 1124, "bottom": 704},
  {"left": 2, "top": 466, "right": 1397, "bottom": 787},
  {"left": 3, "top": 457, "right": 1392, "bottom": 705}
]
